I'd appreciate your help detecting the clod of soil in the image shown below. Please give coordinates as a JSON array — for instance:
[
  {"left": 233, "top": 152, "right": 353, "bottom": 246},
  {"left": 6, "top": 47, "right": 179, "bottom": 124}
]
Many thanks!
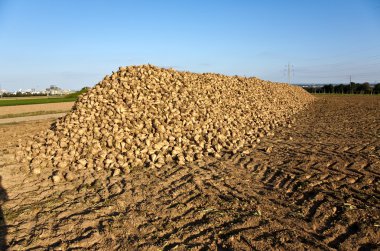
[{"left": 19, "top": 65, "right": 314, "bottom": 179}]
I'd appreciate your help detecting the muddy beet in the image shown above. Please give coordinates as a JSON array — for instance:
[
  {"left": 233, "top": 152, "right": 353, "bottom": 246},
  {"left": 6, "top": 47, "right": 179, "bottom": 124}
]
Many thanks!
[{"left": 20, "top": 65, "right": 314, "bottom": 181}]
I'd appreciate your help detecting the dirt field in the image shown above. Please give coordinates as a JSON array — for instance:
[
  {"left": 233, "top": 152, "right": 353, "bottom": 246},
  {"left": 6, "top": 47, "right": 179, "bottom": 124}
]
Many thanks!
[
  {"left": 0, "top": 96, "right": 64, "bottom": 100},
  {"left": 0, "top": 95, "right": 379, "bottom": 250},
  {"left": 0, "top": 102, "right": 74, "bottom": 116},
  {"left": 0, "top": 113, "right": 67, "bottom": 125}
]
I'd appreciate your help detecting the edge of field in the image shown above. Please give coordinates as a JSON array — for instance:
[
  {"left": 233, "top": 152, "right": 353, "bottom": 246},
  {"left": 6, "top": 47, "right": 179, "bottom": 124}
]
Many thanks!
[
  {"left": 0, "top": 110, "right": 70, "bottom": 119},
  {"left": 0, "top": 97, "right": 77, "bottom": 106},
  {"left": 0, "top": 113, "right": 67, "bottom": 125},
  {"left": 312, "top": 93, "right": 380, "bottom": 97}
]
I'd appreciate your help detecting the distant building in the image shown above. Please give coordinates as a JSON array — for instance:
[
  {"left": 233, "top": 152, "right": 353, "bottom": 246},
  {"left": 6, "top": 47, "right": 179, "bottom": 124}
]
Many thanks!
[
  {"left": 45, "top": 85, "right": 73, "bottom": 95},
  {"left": 0, "top": 85, "right": 74, "bottom": 96}
]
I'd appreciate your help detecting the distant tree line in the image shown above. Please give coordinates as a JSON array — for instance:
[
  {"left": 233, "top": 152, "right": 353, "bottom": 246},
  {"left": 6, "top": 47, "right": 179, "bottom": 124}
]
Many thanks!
[
  {"left": 64, "top": 87, "right": 90, "bottom": 99},
  {"left": 303, "top": 82, "right": 380, "bottom": 94}
]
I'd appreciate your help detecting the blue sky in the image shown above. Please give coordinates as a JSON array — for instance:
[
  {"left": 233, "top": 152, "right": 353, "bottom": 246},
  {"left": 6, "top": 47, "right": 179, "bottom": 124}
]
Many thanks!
[{"left": 0, "top": 0, "right": 379, "bottom": 91}]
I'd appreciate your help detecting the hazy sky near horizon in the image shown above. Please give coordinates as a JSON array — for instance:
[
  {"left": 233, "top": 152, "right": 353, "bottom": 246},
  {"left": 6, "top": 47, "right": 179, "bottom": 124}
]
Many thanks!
[{"left": 0, "top": 0, "right": 379, "bottom": 91}]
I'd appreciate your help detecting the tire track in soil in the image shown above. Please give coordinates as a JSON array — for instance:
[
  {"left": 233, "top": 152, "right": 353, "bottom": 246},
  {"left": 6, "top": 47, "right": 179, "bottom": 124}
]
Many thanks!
[{"left": 0, "top": 96, "right": 379, "bottom": 250}]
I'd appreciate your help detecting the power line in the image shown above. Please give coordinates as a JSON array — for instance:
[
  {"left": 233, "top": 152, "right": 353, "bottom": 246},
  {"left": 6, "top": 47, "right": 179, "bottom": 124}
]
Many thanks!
[{"left": 284, "top": 63, "right": 294, "bottom": 84}]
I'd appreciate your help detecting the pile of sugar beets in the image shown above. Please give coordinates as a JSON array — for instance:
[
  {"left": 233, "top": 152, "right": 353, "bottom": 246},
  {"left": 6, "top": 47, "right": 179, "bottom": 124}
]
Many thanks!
[{"left": 19, "top": 65, "right": 314, "bottom": 182}]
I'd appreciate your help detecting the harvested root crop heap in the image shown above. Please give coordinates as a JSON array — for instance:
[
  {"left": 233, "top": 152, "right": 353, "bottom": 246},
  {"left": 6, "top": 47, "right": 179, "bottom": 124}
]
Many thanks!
[{"left": 21, "top": 65, "right": 314, "bottom": 181}]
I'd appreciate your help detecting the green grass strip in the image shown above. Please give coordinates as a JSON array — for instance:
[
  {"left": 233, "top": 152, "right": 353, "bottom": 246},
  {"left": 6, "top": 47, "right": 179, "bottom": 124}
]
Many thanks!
[{"left": 0, "top": 97, "right": 76, "bottom": 106}]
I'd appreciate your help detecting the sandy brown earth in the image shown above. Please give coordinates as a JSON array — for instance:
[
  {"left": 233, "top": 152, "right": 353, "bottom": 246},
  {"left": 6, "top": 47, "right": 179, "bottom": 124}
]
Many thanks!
[
  {"left": 0, "top": 113, "right": 67, "bottom": 124},
  {"left": 0, "top": 102, "right": 74, "bottom": 116},
  {"left": 0, "top": 95, "right": 379, "bottom": 250}
]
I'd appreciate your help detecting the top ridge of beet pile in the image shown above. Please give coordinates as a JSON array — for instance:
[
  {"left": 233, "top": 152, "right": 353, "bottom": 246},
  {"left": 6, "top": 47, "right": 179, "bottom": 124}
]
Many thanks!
[{"left": 19, "top": 65, "right": 314, "bottom": 181}]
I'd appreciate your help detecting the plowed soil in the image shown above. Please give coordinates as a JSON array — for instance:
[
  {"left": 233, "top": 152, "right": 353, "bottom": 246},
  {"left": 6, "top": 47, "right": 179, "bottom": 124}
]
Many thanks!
[
  {"left": 0, "top": 95, "right": 379, "bottom": 250},
  {"left": 0, "top": 113, "right": 67, "bottom": 124},
  {"left": 0, "top": 102, "right": 74, "bottom": 116}
]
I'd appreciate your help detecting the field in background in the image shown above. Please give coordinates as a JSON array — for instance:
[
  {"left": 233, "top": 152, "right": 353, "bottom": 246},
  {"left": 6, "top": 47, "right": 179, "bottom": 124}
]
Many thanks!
[
  {"left": 0, "top": 97, "right": 76, "bottom": 106},
  {"left": 0, "top": 110, "right": 69, "bottom": 119},
  {"left": 0, "top": 88, "right": 88, "bottom": 106},
  {"left": 0, "top": 96, "right": 65, "bottom": 100},
  {"left": 0, "top": 102, "right": 74, "bottom": 124},
  {"left": 0, "top": 102, "right": 74, "bottom": 116}
]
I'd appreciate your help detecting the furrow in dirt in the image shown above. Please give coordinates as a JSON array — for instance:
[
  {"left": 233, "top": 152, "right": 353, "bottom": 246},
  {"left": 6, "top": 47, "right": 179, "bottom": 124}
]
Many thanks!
[{"left": 0, "top": 95, "right": 379, "bottom": 250}]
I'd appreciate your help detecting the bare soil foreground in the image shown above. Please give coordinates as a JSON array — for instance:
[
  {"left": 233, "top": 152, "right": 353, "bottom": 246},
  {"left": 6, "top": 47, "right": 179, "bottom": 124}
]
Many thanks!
[{"left": 0, "top": 95, "right": 379, "bottom": 250}]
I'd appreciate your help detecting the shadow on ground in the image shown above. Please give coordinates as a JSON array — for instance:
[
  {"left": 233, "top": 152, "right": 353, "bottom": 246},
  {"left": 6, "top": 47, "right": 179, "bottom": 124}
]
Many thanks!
[{"left": 0, "top": 176, "right": 8, "bottom": 250}]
